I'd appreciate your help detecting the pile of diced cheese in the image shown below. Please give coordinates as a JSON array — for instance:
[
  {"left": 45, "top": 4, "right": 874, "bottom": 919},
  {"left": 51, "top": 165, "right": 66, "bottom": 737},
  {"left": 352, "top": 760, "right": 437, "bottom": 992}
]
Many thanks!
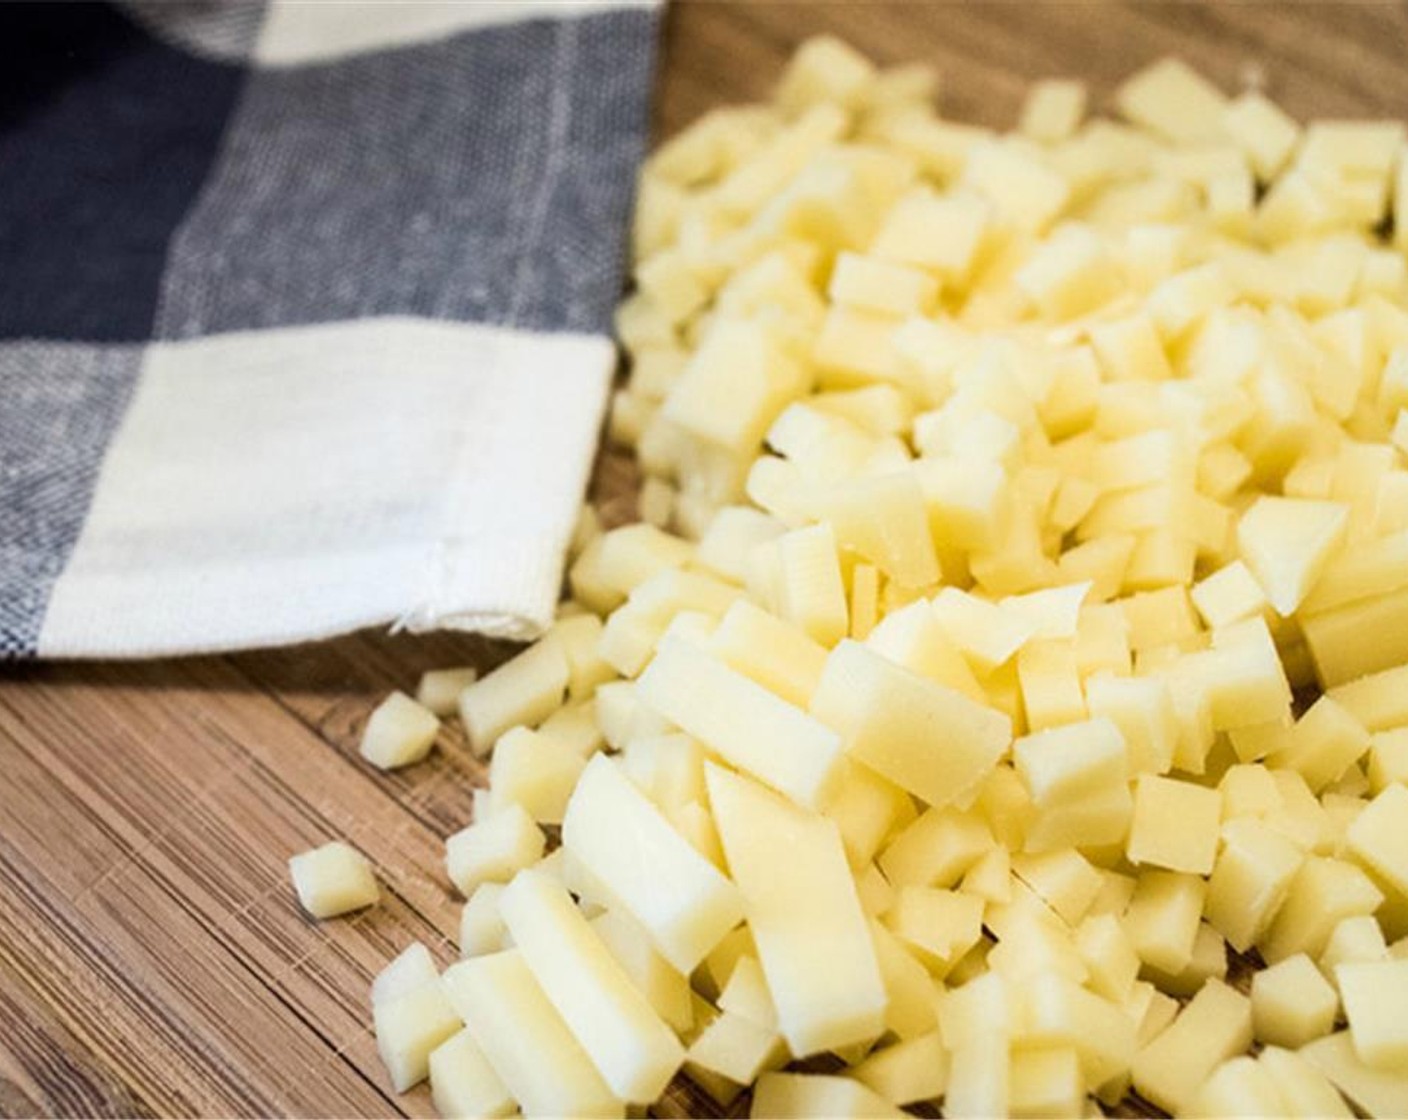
[{"left": 352, "top": 38, "right": 1408, "bottom": 1119}]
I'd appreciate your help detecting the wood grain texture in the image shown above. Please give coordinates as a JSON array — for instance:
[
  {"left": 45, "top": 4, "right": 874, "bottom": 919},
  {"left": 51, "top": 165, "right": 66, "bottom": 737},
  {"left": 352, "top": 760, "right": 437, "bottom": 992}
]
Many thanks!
[{"left": 3, "top": 3, "right": 1408, "bottom": 1116}]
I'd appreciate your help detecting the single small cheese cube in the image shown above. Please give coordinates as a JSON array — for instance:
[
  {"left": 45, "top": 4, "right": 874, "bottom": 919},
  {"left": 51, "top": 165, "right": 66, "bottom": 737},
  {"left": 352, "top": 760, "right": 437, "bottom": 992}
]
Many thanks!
[
  {"left": 1223, "top": 92, "right": 1301, "bottom": 180},
  {"left": 1367, "top": 729, "right": 1408, "bottom": 794},
  {"left": 776, "top": 34, "right": 877, "bottom": 113},
  {"left": 1252, "top": 953, "right": 1339, "bottom": 1048},
  {"left": 1236, "top": 496, "right": 1350, "bottom": 616},
  {"left": 1329, "top": 663, "right": 1408, "bottom": 731},
  {"left": 428, "top": 1029, "right": 515, "bottom": 1120},
  {"left": 1191, "top": 560, "right": 1269, "bottom": 629},
  {"left": 415, "top": 667, "right": 479, "bottom": 718},
  {"left": 829, "top": 251, "right": 938, "bottom": 316},
  {"left": 811, "top": 639, "right": 1010, "bottom": 810},
  {"left": 499, "top": 869, "right": 684, "bottom": 1102},
  {"left": 549, "top": 613, "right": 617, "bottom": 701},
  {"left": 1269, "top": 696, "right": 1371, "bottom": 793},
  {"left": 373, "top": 975, "right": 463, "bottom": 1093},
  {"left": 458, "top": 638, "right": 570, "bottom": 756},
  {"left": 638, "top": 638, "right": 845, "bottom": 809},
  {"left": 707, "top": 764, "right": 887, "bottom": 1056},
  {"left": 1019, "top": 79, "right": 1086, "bottom": 144},
  {"left": 1075, "top": 913, "right": 1141, "bottom": 1002},
  {"left": 1126, "top": 774, "right": 1221, "bottom": 875},
  {"left": 870, "top": 189, "right": 990, "bottom": 279},
  {"left": 1131, "top": 978, "right": 1252, "bottom": 1116},
  {"left": 1012, "top": 849, "right": 1102, "bottom": 927},
  {"left": 774, "top": 522, "right": 849, "bottom": 647},
  {"left": 1204, "top": 817, "right": 1304, "bottom": 953},
  {"left": 443, "top": 950, "right": 620, "bottom": 1118},
  {"left": 878, "top": 804, "right": 993, "bottom": 889},
  {"left": 1012, "top": 717, "right": 1127, "bottom": 808},
  {"left": 1085, "top": 674, "right": 1175, "bottom": 775},
  {"left": 849, "top": 1032, "right": 948, "bottom": 1105},
  {"left": 372, "top": 943, "right": 440, "bottom": 1009},
  {"left": 1258, "top": 1045, "right": 1354, "bottom": 1118},
  {"left": 288, "top": 841, "right": 378, "bottom": 919},
  {"left": 1321, "top": 915, "right": 1389, "bottom": 978},
  {"left": 1262, "top": 856, "right": 1384, "bottom": 964},
  {"left": 1016, "top": 639, "right": 1086, "bottom": 731},
  {"left": 886, "top": 887, "right": 984, "bottom": 977},
  {"left": 944, "top": 1037, "right": 1010, "bottom": 1120},
  {"left": 359, "top": 691, "right": 439, "bottom": 771},
  {"left": 962, "top": 139, "right": 1071, "bottom": 232},
  {"left": 1089, "top": 313, "right": 1173, "bottom": 382},
  {"left": 687, "top": 1010, "right": 787, "bottom": 1089},
  {"left": 1347, "top": 783, "right": 1408, "bottom": 904},
  {"left": 487, "top": 727, "right": 586, "bottom": 825},
  {"left": 1116, "top": 57, "right": 1228, "bottom": 144},
  {"left": 1122, "top": 870, "right": 1204, "bottom": 975},
  {"left": 930, "top": 586, "right": 1035, "bottom": 672},
  {"left": 822, "top": 472, "right": 941, "bottom": 589},
  {"left": 750, "top": 1072, "right": 906, "bottom": 1119},
  {"left": 562, "top": 755, "right": 743, "bottom": 974},
  {"left": 459, "top": 883, "right": 508, "bottom": 957},
  {"left": 1303, "top": 1030, "right": 1408, "bottom": 1118},
  {"left": 1007, "top": 1044, "right": 1083, "bottom": 1119},
  {"left": 1339, "top": 958, "right": 1408, "bottom": 1071},
  {"left": 1021, "top": 972, "right": 1137, "bottom": 1087},
  {"left": 870, "top": 918, "right": 939, "bottom": 1041},
  {"left": 444, "top": 804, "right": 546, "bottom": 897},
  {"left": 1191, "top": 1057, "right": 1287, "bottom": 1119}
]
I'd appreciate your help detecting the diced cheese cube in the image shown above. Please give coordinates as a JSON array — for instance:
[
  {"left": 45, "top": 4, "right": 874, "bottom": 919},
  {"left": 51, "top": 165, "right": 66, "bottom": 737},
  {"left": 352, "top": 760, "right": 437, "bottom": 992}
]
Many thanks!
[
  {"left": 750, "top": 1072, "right": 907, "bottom": 1119},
  {"left": 775, "top": 522, "right": 850, "bottom": 647},
  {"left": 1236, "top": 496, "right": 1350, "bottom": 616},
  {"left": 1126, "top": 774, "right": 1221, "bottom": 874},
  {"left": 1012, "top": 717, "right": 1127, "bottom": 808},
  {"left": 289, "top": 841, "right": 378, "bottom": 919},
  {"left": 1131, "top": 978, "right": 1251, "bottom": 1115},
  {"left": 1191, "top": 1056, "right": 1287, "bottom": 1119},
  {"left": 1262, "top": 856, "right": 1384, "bottom": 964},
  {"left": 870, "top": 189, "right": 990, "bottom": 279},
  {"left": 359, "top": 691, "right": 439, "bottom": 771},
  {"left": 1205, "top": 817, "right": 1304, "bottom": 952},
  {"left": 415, "top": 667, "right": 478, "bottom": 718},
  {"left": 458, "top": 638, "right": 570, "bottom": 756},
  {"left": 1122, "top": 870, "right": 1204, "bottom": 975},
  {"left": 1338, "top": 959, "right": 1408, "bottom": 1072},
  {"left": 374, "top": 977, "right": 463, "bottom": 1093},
  {"left": 812, "top": 639, "right": 1010, "bottom": 809},
  {"left": 1020, "top": 79, "right": 1087, "bottom": 144},
  {"left": 429, "top": 1028, "right": 515, "bottom": 1120},
  {"left": 1252, "top": 952, "right": 1340, "bottom": 1049}
]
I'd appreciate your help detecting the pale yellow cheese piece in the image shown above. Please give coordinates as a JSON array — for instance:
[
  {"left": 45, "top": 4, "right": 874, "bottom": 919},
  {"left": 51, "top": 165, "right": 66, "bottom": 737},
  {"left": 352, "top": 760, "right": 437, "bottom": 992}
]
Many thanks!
[
  {"left": 1116, "top": 57, "right": 1228, "bottom": 144},
  {"left": 458, "top": 638, "right": 570, "bottom": 756},
  {"left": 428, "top": 1029, "right": 515, "bottom": 1120},
  {"left": 1258, "top": 1045, "right": 1354, "bottom": 1118},
  {"left": 498, "top": 870, "right": 684, "bottom": 1102},
  {"left": 811, "top": 638, "right": 1011, "bottom": 809},
  {"left": 707, "top": 764, "right": 887, "bottom": 1056},
  {"left": 445, "top": 804, "right": 546, "bottom": 897},
  {"left": 750, "top": 1072, "right": 906, "bottom": 1119},
  {"left": 1252, "top": 953, "right": 1340, "bottom": 1049},
  {"left": 289, "top": 841, "right": 378, "bottom": 919},
  {"left": 1338, "top": 959, "right": 1408, "bottom": 1072},
  {"left": 848, "top": 1031, "right": 948, "bottom": 1105},
  {"left": 443, "top": 950, "right": 622, "bottom": 1118},
  {"left": 414, "top": 667, "right": 478, "bottom": 718},
  {"left": 1131, "top": 977, "right": 1252, "bottom": 1115},
  {"left": 637, "top": 637, "right": 845, "bottom": 809},
  {"left": 1126, "top": 773, "right": 1221, "bottom": 874},
  {"left": 1020, "top": 79, "right": 1087, "bottom": 144},
  {"left": 1236, "top": 496, "right": 1350, "bottom": 616},
  {"left": 561, "top": 755, "right": 743, "bottom": 974},
  {"left": 1302, "top": 1031, "right": 1408, "bottom": 1119}
]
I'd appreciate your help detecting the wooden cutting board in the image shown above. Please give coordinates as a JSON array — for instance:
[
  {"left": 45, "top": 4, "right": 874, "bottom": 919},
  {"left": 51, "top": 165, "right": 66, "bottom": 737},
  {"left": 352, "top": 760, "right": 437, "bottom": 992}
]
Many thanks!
[{"left": 4, "top": 4, "right": 1408, "bottom": 1116}]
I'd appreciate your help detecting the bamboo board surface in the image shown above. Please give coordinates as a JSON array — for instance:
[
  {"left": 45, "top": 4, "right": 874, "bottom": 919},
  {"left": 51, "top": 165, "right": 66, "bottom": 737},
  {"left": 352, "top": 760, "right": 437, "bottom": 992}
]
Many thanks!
[{"left": 4, "top": 3, "right": 1408, "bottom": 1116}]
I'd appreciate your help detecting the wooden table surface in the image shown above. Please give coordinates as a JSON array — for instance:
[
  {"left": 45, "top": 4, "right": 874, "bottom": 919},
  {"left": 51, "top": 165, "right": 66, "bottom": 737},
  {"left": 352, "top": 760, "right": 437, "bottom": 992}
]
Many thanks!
[{"left": 5, "top": 3, "right": 1408, "bottom": 1117}]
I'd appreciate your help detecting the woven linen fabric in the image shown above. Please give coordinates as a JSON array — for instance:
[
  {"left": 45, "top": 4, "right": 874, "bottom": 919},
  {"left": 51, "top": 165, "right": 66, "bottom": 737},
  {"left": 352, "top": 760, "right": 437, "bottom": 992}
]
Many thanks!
[{"left": 0, "top": 0, "right": 659, "bottom": 657}]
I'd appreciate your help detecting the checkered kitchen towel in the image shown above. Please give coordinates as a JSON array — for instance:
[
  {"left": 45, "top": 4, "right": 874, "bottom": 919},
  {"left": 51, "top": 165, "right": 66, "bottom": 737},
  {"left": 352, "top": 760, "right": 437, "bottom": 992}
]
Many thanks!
[{"left": 1, "top": 0, "right": 659, "bottom": 658}]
